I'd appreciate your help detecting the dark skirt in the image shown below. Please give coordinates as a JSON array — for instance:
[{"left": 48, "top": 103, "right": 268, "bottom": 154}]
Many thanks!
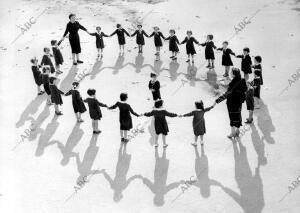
[
  {"left": 254, "top": 85, "right": 261, "bottom": 98},
  {"left": 246, "top": 97, "right": 254, "bottom": 110},
  {"left": 222, "top": 54, "right": 233, "bottom": 66},
  {"left": 152, "top": 90, "right": 161, "bottom": 101},
  {"left": 96, "top": 40, "right": 104, "bottom": 49},
  {"left": 118, "top": 36, "right": 126, "bottom": 45},
  {"left": 43, "top": 83, "right": 51, "bottom": 95},
  {"left": 32, "top": 67, "right": 42, "bottom": 86},
  {"left": 193, "top": 120, "right": 206, "bottom": 136},
  {"left": 205, "top": 48, "right": 215, "bottom": 60},
  {"left": 73, "top": 99, "right": 87, "bottom": 113},
  {"left": 186, "top": 44, "right": 196, "bottom": 55},
  {"left": 154, "top": 119, "right": 169, "bottom": 135},
  {"left": 154, "top": 37, "right": 163, "bottom": 47},
  {"left": 227, "top": 102, "right": 242, "bottom": 127},
  {"left": 120, "top": 117, "right": 133, "bottom": 130},
  {"left": 136, "top": 35, "right": 145, "bottom": 45},
  {"left": 69, "top": 33, "right": 81, "bottom": 54}
]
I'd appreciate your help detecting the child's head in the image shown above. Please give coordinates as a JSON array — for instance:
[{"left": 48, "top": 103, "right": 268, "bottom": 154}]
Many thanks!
[
  {"left": 96, "top": 26, "right": 101, "bottom": 32},
  {"left": 153, "top": 26, "right": 159, "bottom": 32},
  {"left": 51, "top": 40, "right": 57, "bottom": 47},
  {"left": 243, "top": 47, "right": 250, "bottom": 55},
  {"left": 137, "top": 24, "right": 142, "bottom": 29},
  {"left": 87, "top": 89, "right": 96, "bottom": 97},
  {"left": 254, "top": 56, "right": 262, "bottom": 64},
  {"left": 30, "top": 57, "right": 38, "bottom": 65},
  {"left": 72, "top": 81, "right": 79, "bottom": 89},
  {"left": 207, "top": 34, "right": 213, "bottom": 40},
  {"left": 222, "top": 41, "right": 228, "bottom": 48},
  {"left": 43, "top": 47, "right": 50, "bottom": 54},
  {"left": 150, "top": 73, "right": 157, "bottom": 80},
  {"left": 69, "top": 14, "right": 76, "bottom": 22},
  {"left": 231, "top": 67, "right": 241, "bottom": 79},
  {"left": 187, "top": 30, "right": 192, "bottom": 36},
  {"left": 42, "top": 66, "right": 50, "bottom": 74},
  {"left": 169, "top": 29, "right": 175, "bottom": 35},
  {"left": 120, "top": 93, "right": 128, "bottom": 101},
  {"left": 49, "top": 76, "right": 57, "bottom": 84},
  {"left": 116, "top": 24, "right": 121, "bottom": 29},
  {"left": 195, "top": 101, "right": 204, "bottom": 110},
  {"left": 154, "top": 100, "right": 163, "bottom": 108},
  {"left": 254, "top": 70, "right": 260, "bottom": 77}
]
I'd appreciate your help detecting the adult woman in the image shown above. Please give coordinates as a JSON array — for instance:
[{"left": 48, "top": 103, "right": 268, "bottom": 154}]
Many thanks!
[
  {"left": 59, "top": 14, "right": 90, "bottom": 65},
  {"left": 216, "top": 68, "right": 247, "bottom": 138}
]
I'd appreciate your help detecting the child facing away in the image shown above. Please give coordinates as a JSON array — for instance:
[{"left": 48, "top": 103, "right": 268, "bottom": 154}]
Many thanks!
[
  {"left": 84, "top": 89, "right": 108, "bottom": 134},
  {"left": 200, "top": 34, "right": 216, "bottom": 68},
  {"left": 65, "top": 82, "right": 87, "bottom": 122},
  {"left": 143, "top": 100, "right": 178, "bottom": 148},
  {"left": 40, "top": 47, "right": 55, "bottom": 74},
  {"left": 30, "top": 57, "right": 44, "bottom": 95},
  {"left": 131, "top": 24, "right": 149, "bottom": 54},
  {"left": 49, "top": 77, "right": 64, "bottom": 115},
  {"left": 148, "top": 26, "right": 166, "bottom": 57},
  {"left": 108, "top": 93, "right": 140, "bottom": 143},
  {"left": 252, "top": 70, "right": 262, "bottom": 109},
  {"left": 148, "top": 73, "right": 161, "bottom": 101},
  {"left": 41, "top": 66, "right": 52, "bottom": 105},
  {"left": 216, "top": 41, "right": 235, "bottom": 77},
  {"left": 89, "top": 26, "right": 109, "bottom": 59},
  {"left": 165, "top": 29, "right": 180, "bottom": 61},
  {"left": 236, "top": 47, "right": 252, "bottom": 80},
  {"left": 180, "top": 100, "right": 216, "bottom": 146},
  {"left": 252, "top": 55, "right": 263, "bottom": 87},
  {"left": 51, "top": 40, "right": 64, "bottom": 74},
  {"left": 245, "top": 80, "right": 254, "bottom": 124},
  {"left": 110, "top": 24, "right": 130, "bottom": 54},
  {"left": 180, "top": 30, "right": 200, "bottom": 63}
]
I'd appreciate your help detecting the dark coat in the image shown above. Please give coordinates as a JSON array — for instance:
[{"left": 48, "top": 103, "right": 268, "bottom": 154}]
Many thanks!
[
  {"left": 236, "top": 54, "right": 252, "bottom": 74},
  {"left": 52, "top": 47, "right": 64, "bottom": 66},
  {"left": 165, "top": 35, "right": 180, "bottom": 52},
  {"left": 31, "top": 65, "right": 42, "bottom": 86},
  {"left": 41, "top": 74, "right": 51, "bottom": 95},
  {"left": 252, "top": 78, "right": 261, "bottom": 98},
  {"left": 109, "top": 101, "right": 139, "bottom": 130},
  {"left": 131, "top": 30, "right": 148, "bottom": 45},
  {"left": 49, "top": 84, "right": 64, "bottom": 105},
  {"left": 149, "top": 31, "right": 165, "bottom": 47},
  {"left": 90, "top": 32, "right": 109, "bottom": 49},
  {"left": 63, "top": 21, "right": 87, "bottom": 54},
  {"left": 148, "top": 80, "right": 161, "bottom": 101},
  {"left": 40, "top": 55, "right": 55, "bottom": 73},
  {"left": 144, "top": 109, "right": 177, "bottom": 135},
  {"left": 181, "top": 36, "right": 199, "bottom": 55},
  {"left": 253, "top": 64, "right": 263, "bottom": 85},
  {"left": 200, "top": 41, "right": 216, "bottom": 60},
  {"left": 217, "top": 47, "right": 235, "bottom": 66},
  {"left": 65, "top": 89, "right": 87, "bottom": 113},
  {"left": 110, "top": 28, "right": 130, "bottom": 45},
  {"left": 84, "top": 98, "right": 107, "bottom": 120}
]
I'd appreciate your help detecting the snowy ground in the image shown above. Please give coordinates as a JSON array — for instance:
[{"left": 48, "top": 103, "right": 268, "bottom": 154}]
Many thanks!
[{"left": 0, "top": 0, "right": 300, "bottom": 212}]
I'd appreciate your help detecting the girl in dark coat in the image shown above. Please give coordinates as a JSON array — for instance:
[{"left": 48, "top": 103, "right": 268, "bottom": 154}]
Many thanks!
[
  {"left": 108, "top": 93, "right": 140, "bottom": 143},
  {"left": 89, "top": 26, "right": 109, "bottom": 59},
  {"left": 51, "top": 40, "right": 64, "bottom": 74},
  {"left": 245, "top": 81, "right": 254, "bottom": 124},
  {"left": 41, "top": 66, "right": 52, "bottom": 105},
  {"left": 148, "top": 73, "right": 161, "bottom": 101},
  {"left": 110, "top": 24, "right": 130, "bottom": 54},
  {"left": 236, "top": 47, "right": 252, "bottom": 80},
  {"left": 49, "top": 77, "right": 64, "bottom": 115},
  {"left": 143, "top": 100, "right": 178, "bottom": 148},
  {"left": 215, "top": 68, "right": 247, "bottom": 138},
  {"left": 59, "top": 14, "right": 90, "bottom": 65},
  {"left": 252, "top": 56, "right": 263, "bottom": 85},
  {"left": 148, "top": 26, "right": 166, "bottom": 56},
  {"left": 40, "top": 47, "right": 55, "bottom": 74},
  {"left": 181, "top": 101, "right": 216, "bottom": 146},
  {"left": 30, "top": 57, "right": 44, "bottom": 95},
  {"left": 165, "top": 29, "right": 180, "bottom": 61},
  {"left": 131, "top": 24, "right": 149, "bottom": 54},
  {"left": 65, "top": 82, "right": 87, "bottom": 122},
  {"left": 251, "top": 56, "right": 263, "bottom": 109},
  {"left": 180, "top": 30, "right": 200, "bottom": 63},
  {"left": 216, "top": 41, "right": 235, "bottom": 77},
  {"left": 84, "top": 89, "right": 108, "bottom": 134},
  {"left": 200, "top": 34, "right": 216, "bottom": 68}
]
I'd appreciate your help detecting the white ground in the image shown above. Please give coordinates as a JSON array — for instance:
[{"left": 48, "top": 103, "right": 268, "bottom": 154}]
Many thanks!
[{"left": 0, "top": 0, "right": 300, "bottom": 212}]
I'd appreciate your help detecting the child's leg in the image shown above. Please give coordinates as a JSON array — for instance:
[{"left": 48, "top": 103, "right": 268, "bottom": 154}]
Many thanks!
[
  {"left": 37, "top": 85, "right": 41, "bottom": 93},
  {"left": 76, "top": 54, "right": 80, "bottom": 61},
  {"left": 200, "top": 135, "right": 204, "bottom": 144},
  {"left": 124, "top": 130, "right": 128, "bottom": 141},
  {"left": 97, "top": 48, "right": 100, "bottom": 57},
  {"left": 101, "top": 48, "right": 103, "bottom": 57},
  {"left": 92, "top": 120, "right": 95, "bottom": 131},
  {"left": 249, "top": 110, "right": 253, "bottom": 120},
  {"left": 211, "top": 59, "right": 214, "bottom": 68},
  {"left": 193, "top": 135, "right": 198, "bottom": 145},
  {"left": 54, "top": 104, "right": 58, "bottom": 112},
  {"left": 95, "top": 120, "right": 99, "bottom": 131},
  {"left": 244, "top": 73, "right": 249, "bottom": 80},
  {"left": 225, "top": 66, "right": 229, "bottom": 76},
  {"left": 162, "top": 134, "right": 168, "bottom": 147},
  {"left": 72, "top": 53, "right": 76, "bottom": 63},
  {"left": 155, "top": 134, "right": 159, "bottom": 146},
  {"left": 191, "top": 54, "right": 195, "bottom": 63}
]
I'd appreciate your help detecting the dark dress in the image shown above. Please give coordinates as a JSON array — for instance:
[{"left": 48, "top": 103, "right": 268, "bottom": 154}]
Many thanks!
[
  {"left": 63, "top": 21, "right": 87, "bottom": 54},
  {"left": 245, "top": 87, "right": 254, "bottom": 111},
  {"left": 217, "top": 48, "right": 235, "bottom": 66},
  {"left": 109, "top": 102, "right": 139, "bottom": 130},
  {"left": 216, "top": 77, "right": 247, "bottom": 127},
  {"left": 144, "top": 109, "right": 177, "bottom": 135},
  {"left": 181, "top": 36, "right": 199, "bottom": 55},
  {"left": 148, "top": 80, "right": 161, "bottom": 101},
  {"left": 253, "top": 64, "right": 263, "bottom": 85},
  {"left": 200, "top": 41, "right": 216, "bottom": 60},
  {"left": 236, "top": 54, "right": 252, "bottom": 74},
  {"left": 52, "top": 47, "right": 64, "bottom": 66},
  {"left": 40, "top": 55, "right": 55, "bottom": 73},
  {"left": 41, "top": 74, "right": 51, "bottom": 95},
  {"left": 90, "top": 32, "right": 109, "bottom": 49},
  {"left": 183, "top": 106, "right": 214, "bottom": 136},
  {"left": 31, "top": 65, "right": 42, "bottom": 86},
  {"left": 110, "top": 28, "right": 130, "bottom": 45},
  {"left": 84, "top": 98, "right": 107, "bottom": 120},
  {"left": 49, "top": 84, "right": 64, "bottom": 105},
  {"left": 165, "top": 35, "right": 180, "bottom": 52},
  {"left": 149, "top": 31, "right": 165, "bottom": 47},
  {"left": 65, "top": 89, "right": 87, "bottom": 113},
  {"left": 131, "top": 30, "right": 148, "bottom": 45},
  {"left": 252, "top": 78, "right": 261, "bottom": 98}
]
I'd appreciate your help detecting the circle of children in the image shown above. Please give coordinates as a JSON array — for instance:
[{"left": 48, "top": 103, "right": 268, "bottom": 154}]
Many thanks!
[{"left": 30, "top": 14, "right": 263, "bottom": 147}]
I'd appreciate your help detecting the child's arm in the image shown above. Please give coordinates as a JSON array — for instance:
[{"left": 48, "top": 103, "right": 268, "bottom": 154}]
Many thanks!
[
  {"left": 97, "top": 100, "right": 108, "bottom": 108},
  {"left": 180, "top": 37, "right": 187, "bottom": 45},
  {"left": 143, "top": 30, "right": 149, "bottom": 37},
  {"left": 175, "top": 36, "right": 180, "bottom": 44},
  {"left": 110, "top": 29, "right": 117, "bottom": 37},
  {"left": 182, "top": 111, "right": 194, "bottom": 117},
  {"left": 204, "top": 103, "right": 216, "bottom": 112},
  {"left": 102, "top": 32, "right": 109, "bottom": 37},
  {"left": 89, "top": 32, "right": 96, "bottom": 36},
  {"left": 144, "top": 111, "right": 154, "bottom": 117},
  {"left": 216, "top": 47, "right": 223, "bottom": 51},
  {"left": 212, "top": 41, "right": 217, "bottom": 49},
  {"left": 164, "top": 110, "right": 178, "bottom": 117},
  {"left": 160, "top": 32, "right": 166, "bottom": 40},
  {"left": 236, "top": 54, "right": 243, "bottom": 58},
  {"left": 148, "top": 32, "right": 155, "bottom": 38},
  {"left": 65, "top": 90, "right": 72, "bottom": 96},
  {"left": 199, "top": 42, "right": 206, "bottom": 46},
  {"left": 194, "top": 37, "right": 200, "bottom": 45},
  {"left": 129, "top": 106, "right": 139, "bottom": 117},
  {"left": 164, "top": 36, "right": 170, "bottom": 40},
  {"left": 131, "top": 30, "right": 137, "bottom": 37},
  {"left": 229, "top": 49, "right": 235, "bottom": 56},
  {"left": 123, "top": 29, "right": 130, "bottom": 37},
  {"left": 57, "top": 87, "right": 64, "bottom": 95},
  {"left": 108, "top": 102, "right": 118, "bottom": 110}
]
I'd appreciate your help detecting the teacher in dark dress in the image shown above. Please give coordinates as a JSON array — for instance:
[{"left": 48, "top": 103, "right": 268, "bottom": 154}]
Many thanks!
[
  {"left": 60, "top": 14, "right": 90, "bottom": 65},
  {"left": 215, "top": 68, "right": 247, "bottom": 138}
]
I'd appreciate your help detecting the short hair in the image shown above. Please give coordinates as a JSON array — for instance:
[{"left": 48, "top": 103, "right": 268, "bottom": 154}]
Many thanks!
[
  {"left": 223, "top": 41, "right": 229, "bottom": 45},
  {"left": 116, "top": 24, "right": 121, "bottom": 28},
  {"left": 208, "top": 34, "right": 213, "bottom": 40},
  {"left": 255, "top": 56, "right": 262, "bottom": 63},
  {"left": 254, "top": 70, "right": 261, "bottom": 76},
  {"left": 30, "top": 58, "right": 37, "bottom": 64},
  {"left": 42, "top": 66, "right": 50, "bottom": 73},
  {"left": 69, "top": 14, "right": 75, "bottom": 20},
  {"left": 153, "top": 26, "right": 159, "bottom": 30},
  {"left": 243, "top": 47, "right": 250, "bottom": 53},
  {"left": 137, "top": 24, "right": 142, "bottom": 28},
  {"left": 195, "top": 101, "right": 204, "bottom": 110},
  {"left": 87, "top": 89, "right": 96, "bottom": 96},
  {"left": 187, "top": 30, "right": 192, "bottom": 35},
  {"left": 232, "top": 67, "right": 241, "bottom": 79},
  {"left": 120, "top": 93, "right": 128, "bottom": 101},
  {"left": 169, "top": 29, "right": 175, "bottom": 34},
  {"left": 49, "top": 77, "right": 57, "bottom": 84},
  {"left": 154, "top": 100, "right": 163, "bottom": 108},
  {"left": 72, "top": 82, "right": 79, "bottom": 88},
  {"left": 96, "top": 26, "right": 101, "bottom": 30},
  {"left": 150, "top": 73, "right": 157, "bottom": 78},
  {"left": 51, "top": 40, "right": 57, "bottom": 46},
  {"left": 43, "top": 47, "right": 50, "bottom": 53}
]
